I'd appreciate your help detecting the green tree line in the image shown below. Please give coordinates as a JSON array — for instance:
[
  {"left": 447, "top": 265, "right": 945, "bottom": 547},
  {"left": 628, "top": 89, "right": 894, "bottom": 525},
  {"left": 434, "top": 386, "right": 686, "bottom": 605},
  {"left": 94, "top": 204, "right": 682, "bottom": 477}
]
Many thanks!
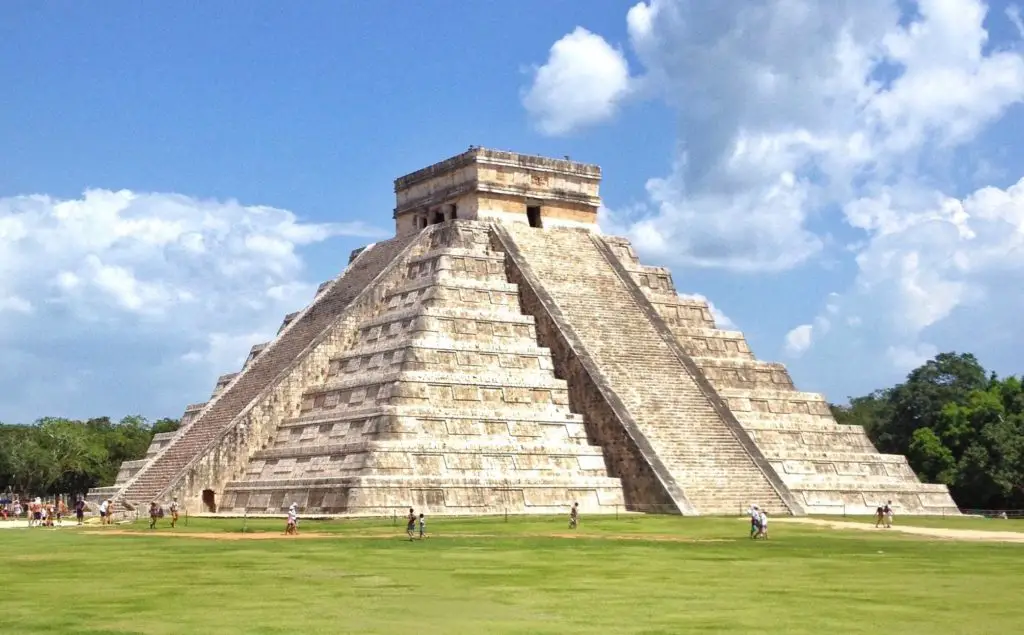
[
  {"left": 0, "top": 415, "right": 180, "bottom": 498},
  {"left": 832, "top": 352, "right": 1024, "bottom": 510}
]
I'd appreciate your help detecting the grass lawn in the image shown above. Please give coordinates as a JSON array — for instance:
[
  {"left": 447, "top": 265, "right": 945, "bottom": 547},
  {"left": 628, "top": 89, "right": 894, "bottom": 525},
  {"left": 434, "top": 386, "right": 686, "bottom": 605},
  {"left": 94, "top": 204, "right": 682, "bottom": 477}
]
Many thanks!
[{"left": 1, "top": 514, "right": 1021, "bottom": 635}]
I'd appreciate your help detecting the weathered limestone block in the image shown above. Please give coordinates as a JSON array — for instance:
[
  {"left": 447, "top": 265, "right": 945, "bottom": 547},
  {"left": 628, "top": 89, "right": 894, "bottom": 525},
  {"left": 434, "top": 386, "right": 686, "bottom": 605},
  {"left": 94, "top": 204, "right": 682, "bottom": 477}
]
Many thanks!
[
  {"left": 649, "top": 297, "right": 718, "bottom": 330},
  {"left": 210, "top": 373, "right": 239, "bottom": 399},
  {"left": 697, "top": 359, "right": 796, "bottom": 391},
  {"left": 243, "top": 343, "right": 269, "bottom": 369},
  {"left": 720, "top": 388, "right": 833, "bottom": 417},
  {"left": 278, "top": 311, "right": 300, "bottom": 334},
  {"left": 672, "top": 327, "right": 756, "bottom": 360}
]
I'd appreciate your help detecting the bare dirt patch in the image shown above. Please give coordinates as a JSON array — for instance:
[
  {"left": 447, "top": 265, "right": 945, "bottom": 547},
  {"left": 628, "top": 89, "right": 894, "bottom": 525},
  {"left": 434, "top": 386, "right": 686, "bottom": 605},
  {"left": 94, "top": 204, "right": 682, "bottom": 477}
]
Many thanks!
[
  {"left": 84, "top": 530, "right": 344, "bottom": 541},
  {"left": 778, "top": 517, "right": 1024, "bottom": 543}
]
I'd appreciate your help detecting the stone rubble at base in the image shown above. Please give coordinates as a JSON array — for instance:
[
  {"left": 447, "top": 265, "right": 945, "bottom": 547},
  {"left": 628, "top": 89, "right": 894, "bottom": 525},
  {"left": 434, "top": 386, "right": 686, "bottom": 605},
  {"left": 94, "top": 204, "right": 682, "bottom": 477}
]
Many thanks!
[{"left": 89, "top": 148, "right": 959, "bottom": 518}]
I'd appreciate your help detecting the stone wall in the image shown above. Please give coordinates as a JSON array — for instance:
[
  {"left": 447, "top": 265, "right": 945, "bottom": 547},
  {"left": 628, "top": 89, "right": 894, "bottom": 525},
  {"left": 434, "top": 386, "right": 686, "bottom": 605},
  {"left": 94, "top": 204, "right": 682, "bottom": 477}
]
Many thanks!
[
  {"left": 162, "top": 235, "right": 421, "bottom": 514},
  {"left": 601, "top": 232, "right": 960, "bottom": 515},
  {"left": 215, "top": 221, "right": 626, "bottom": 516},
  {"left": 492, "top": 228, "right": 679, "bottom": 513}
]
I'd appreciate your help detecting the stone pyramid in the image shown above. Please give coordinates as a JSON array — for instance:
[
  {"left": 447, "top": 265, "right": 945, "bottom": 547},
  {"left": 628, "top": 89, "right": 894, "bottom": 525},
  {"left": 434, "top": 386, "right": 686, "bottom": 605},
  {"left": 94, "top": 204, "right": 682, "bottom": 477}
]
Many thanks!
[{"left": 95, "top": 147, "right": 958, "bottom": 517}]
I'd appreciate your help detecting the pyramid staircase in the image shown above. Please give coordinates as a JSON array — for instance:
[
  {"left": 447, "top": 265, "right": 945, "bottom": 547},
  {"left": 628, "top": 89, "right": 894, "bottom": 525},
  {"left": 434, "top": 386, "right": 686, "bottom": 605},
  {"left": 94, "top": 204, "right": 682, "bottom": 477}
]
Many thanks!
[
  {"left": 599, "top": 235, "right": 960, "bottom": 515},
  {"left": 110, "top": 232, "right": 419, "bottom": 509},
  {"left": 496, "top": 224, "right": 797, "bottom": 516},
  {"left": 216, "top": 222, "right": 624, "bottom": 515}
]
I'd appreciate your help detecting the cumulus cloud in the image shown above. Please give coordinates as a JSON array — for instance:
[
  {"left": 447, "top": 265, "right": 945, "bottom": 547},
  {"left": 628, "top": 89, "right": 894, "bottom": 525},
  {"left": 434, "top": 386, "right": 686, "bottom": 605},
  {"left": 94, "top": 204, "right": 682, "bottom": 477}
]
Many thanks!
[
  {"left": 887, "top": 343, "right": 941, "bottom": 372},
  {"left": 0, "top": 189, "right": 385, "bottom": 422},
  {"left": 524, "top": 0, "right": 1024, "bottom": 383},
  {"left": 784, "top": 324, "right": 814, "bottom": 357},
  {"left": 524, "top": 0, "right": 1024, "bottom": 268},
  {"left": 521, "top": 27, "right": 632, "bottom": 135}
]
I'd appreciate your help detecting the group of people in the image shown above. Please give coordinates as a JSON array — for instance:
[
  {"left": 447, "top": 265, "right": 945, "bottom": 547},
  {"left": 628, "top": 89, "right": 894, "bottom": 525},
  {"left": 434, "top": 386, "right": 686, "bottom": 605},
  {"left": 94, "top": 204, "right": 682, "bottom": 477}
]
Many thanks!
[
  {"left": 748, "top": 504, "right": 769, "bottom": 539},
  {"left": 1, "top": 497, "right": 89, "bottom": 526},
  {"left": 405, "top": 508, "right": 426, "bottom": 540},
  {"left": 147, "top": 498, "right": 180, "bottom": 529},
  {"left": 874, "top": 501, "right": 895, "bottom": 528}
]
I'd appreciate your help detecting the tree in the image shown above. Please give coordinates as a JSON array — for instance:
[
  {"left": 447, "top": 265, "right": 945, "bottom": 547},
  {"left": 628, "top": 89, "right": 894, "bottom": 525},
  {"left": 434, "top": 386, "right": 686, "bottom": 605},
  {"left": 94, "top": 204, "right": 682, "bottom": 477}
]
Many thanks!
[
  {"left": 0, "top": 415, "right": 181, "bottom": 498},
  {"left": 881, "top": 352, "right": 988, "bottom": 454},
  {"left": 834, "top": 352, "right": 1024, "bottom": 510}
]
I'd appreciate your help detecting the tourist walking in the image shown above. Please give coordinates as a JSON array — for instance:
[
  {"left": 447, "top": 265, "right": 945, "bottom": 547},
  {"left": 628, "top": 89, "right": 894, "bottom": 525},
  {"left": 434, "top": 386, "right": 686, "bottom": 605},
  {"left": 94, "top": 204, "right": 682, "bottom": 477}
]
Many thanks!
[
  {"left": 406, "top": 508, "right": 416, "bottom": 541},
  {"left": 75, "top": 497, "right": 85, "bottom": 525},
  {"left": 285, "top": 502, "right": 299, "bottom": 535},
  {"left": 149, "top": 502, "right": 162, "bottom": 529},
  {"left": 418, "top": 513, "right": 426, "bottom": 539},
  {"left": 569, "top": 502, "right": 579, "bottom": 529},
  {"left": 169, "top": 497, "right": 179, "bottom": 528}
]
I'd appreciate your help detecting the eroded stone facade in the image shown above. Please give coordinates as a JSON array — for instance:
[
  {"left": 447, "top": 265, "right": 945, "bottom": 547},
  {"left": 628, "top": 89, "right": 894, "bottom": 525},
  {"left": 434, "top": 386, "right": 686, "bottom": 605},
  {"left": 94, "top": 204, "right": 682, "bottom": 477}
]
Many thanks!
[{"left": 93, "top": 147, "right": 958, "bottom": 517}]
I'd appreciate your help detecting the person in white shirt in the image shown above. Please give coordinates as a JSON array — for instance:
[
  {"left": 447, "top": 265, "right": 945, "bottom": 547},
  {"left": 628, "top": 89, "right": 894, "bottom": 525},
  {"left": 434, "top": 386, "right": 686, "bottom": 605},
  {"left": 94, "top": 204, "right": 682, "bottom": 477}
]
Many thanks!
[
  {"left": 99, "top": 499, "right": 110, "bottom": 525},
  {"left": 758, "top": 510, "right": 769, "bottom": 539},
  {"left": 285, "top": 503, "right": 298, "bottom": 535},
  {"left": 749, "top": 505, "right": 760, "bottom": 539},
  {"left": 169, "top": 498, "right": 180, "bottom": 529}
]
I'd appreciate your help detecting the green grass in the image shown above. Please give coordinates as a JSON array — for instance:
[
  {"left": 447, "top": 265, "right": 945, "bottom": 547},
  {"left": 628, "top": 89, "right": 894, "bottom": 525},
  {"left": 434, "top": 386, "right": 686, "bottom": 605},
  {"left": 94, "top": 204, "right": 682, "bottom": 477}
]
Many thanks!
[
  {"left": 1, "top": 515, "right": 1021, "bottom": 634},
  {"left": 812, "top": 514, "right": 1024, "bottom": 532}
]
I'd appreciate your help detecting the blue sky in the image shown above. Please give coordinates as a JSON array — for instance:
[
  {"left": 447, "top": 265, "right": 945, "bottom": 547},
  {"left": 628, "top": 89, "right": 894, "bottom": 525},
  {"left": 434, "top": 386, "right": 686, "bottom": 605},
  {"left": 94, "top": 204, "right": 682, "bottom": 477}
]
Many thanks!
[{"left": 2, "top": 1, "right": 1024, "bottom": 423}]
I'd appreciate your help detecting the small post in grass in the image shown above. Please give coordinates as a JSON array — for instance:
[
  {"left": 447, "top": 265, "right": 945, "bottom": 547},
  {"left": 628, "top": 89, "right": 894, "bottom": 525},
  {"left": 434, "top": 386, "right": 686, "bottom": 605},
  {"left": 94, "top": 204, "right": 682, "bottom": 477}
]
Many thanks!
[{"left": 242, "top": 510, "right": 248, "bottom": 534}]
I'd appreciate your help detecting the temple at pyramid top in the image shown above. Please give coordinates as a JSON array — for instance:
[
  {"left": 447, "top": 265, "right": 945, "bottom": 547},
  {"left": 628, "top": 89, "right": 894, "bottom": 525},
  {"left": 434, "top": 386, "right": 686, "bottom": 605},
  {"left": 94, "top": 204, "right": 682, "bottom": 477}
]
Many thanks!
[{"left": 393, "top": 146, "right": 602, "bottom": 236}]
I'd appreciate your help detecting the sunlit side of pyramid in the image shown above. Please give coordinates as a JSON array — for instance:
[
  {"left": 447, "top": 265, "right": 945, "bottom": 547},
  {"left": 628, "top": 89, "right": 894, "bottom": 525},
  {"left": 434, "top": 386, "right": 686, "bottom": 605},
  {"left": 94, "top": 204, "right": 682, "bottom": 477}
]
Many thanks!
[{"left": 94, "top": 147, "right": 958, "bottom": 517}]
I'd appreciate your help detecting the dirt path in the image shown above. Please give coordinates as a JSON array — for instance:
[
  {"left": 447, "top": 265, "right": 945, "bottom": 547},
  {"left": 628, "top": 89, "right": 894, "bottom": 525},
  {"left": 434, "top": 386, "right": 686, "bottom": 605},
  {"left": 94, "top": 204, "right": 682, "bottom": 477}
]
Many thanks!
[
  {"left": 84, "top": 530, "right": 343, "bottom": 540},
  {"left": 777, "top": 517, "right": 1024, "bottom": 543}
]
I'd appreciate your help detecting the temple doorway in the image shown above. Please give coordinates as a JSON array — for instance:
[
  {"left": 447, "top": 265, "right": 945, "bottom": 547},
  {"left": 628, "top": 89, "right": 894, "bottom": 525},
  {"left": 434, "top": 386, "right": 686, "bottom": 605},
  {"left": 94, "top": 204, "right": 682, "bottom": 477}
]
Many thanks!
[
  {"left": 201, "top": 489, "right": 217, "bottom": 513},
  {"left": 527, "top": 205, "right": 542, "bottom": 228}
]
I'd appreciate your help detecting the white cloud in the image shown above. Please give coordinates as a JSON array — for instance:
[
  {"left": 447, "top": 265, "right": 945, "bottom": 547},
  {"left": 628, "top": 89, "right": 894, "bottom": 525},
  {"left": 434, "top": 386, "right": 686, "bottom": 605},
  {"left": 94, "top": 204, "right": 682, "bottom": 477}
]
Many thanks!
[
  {"left": 526, "top": 0, "right": 1024, "bottom": 272},
  {"left": 525, "top": 0, "right": 1024, "bottom": 392},
  {"left": 522, "top": 27, "right": 632, "bottom": 136},
  {"left": 784, "top": 324, "right": 815, "bottom": 356},
  {"left": 1009, "top": 5, "right": 1024, "bottom": 38},
  {"left": 0, "top": 189, "right": 385, "bottom": 422},
  {"left": 886, "top": 343, "right": 940, "bottom": 372},
  {"left": 0, "top": 295, "right": 32, "bottom": 314}
]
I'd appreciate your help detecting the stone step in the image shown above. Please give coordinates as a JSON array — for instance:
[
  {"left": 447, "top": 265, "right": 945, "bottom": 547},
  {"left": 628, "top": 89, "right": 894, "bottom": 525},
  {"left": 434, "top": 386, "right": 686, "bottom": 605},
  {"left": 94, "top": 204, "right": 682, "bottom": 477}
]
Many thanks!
[
  {"left": 277, "top": 405, "right": 586, "bottom": 428},
  {"left": 120, "top": 233, "right": 419, "bottom": 506},
  {"left": 255, "top": 439, "right": 607, "bottom": 460},
  {"left": 737, "top": 415, "right": 850, "bottom": 429},
  {"left": 504, "top": 225, "right": 789, "bottom": 515},
  {"left": 762, "top": 449, "right": 909, "bottom": 463},
  {"left": 223, "top": 474, "right": 627, "bottom": 490},
  {"left": 782, "top": 474, "right": 939, "bottom": 489},
  {"left": 310, "top": 368, "right": 570, "bottom": 395},
  {"left": 330, "top": 342, "right": 555, "bottom": 379},
  {"left": 358, "top": 305, "right": 534, "bottom": 332},
  {"left": 330, "top": 334, "right": 551, "bottom": 365},
  {"left": 407, "top": 246, "right": 506, "bottom": 266}
]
